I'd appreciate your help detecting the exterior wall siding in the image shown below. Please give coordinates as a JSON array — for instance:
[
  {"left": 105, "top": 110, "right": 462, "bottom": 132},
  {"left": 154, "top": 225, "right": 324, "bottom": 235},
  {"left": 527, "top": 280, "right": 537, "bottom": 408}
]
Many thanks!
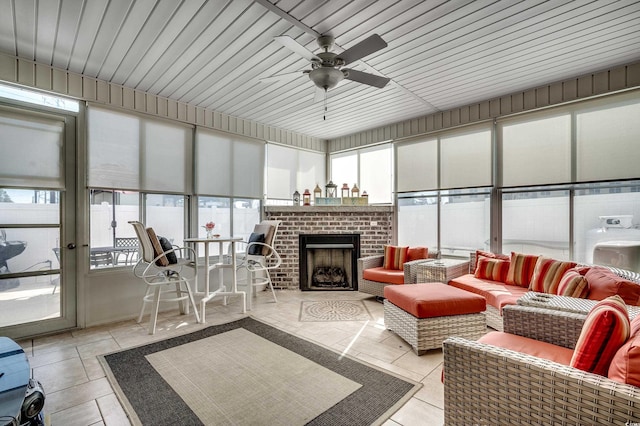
[
  {"left": 328, "top": 61, "right": 640, "bottom": 152},
  {"left": 0, "top": 52, "right": 326, "bottom": 152}
]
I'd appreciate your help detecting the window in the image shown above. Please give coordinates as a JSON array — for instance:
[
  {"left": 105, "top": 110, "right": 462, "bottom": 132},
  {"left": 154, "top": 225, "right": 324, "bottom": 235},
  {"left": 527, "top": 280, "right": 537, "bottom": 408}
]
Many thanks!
[
  {"left": 502, "top": 188, "right": 570, "bottom": 260},
  {"left": 397, "top": 192, "right": 438, "bottom": 249},
  {"left": 330, "top": 143, "right": 393, "bottom": 204},
  {"left": 266, "top": 144, "right": 325, "bottom": 203},
  {"left": 574, "top": 181, "right": 640, "bottom": 265},
  {"left": 441, "top": 189, "right": 491, "bottom": 257}
]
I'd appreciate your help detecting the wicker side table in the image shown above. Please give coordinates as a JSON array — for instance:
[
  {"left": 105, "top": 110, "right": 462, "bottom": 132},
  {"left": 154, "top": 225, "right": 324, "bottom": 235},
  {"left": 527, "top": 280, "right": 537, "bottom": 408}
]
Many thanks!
[{"left": 416, "top": 258, "right": 470, "bottom": 283}]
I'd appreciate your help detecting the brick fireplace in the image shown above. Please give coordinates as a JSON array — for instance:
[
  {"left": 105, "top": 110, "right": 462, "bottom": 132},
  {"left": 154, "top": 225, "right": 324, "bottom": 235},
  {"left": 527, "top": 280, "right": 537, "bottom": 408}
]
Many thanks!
[{"left": 264, "top": 205, "right": 394, "bottom": 289}]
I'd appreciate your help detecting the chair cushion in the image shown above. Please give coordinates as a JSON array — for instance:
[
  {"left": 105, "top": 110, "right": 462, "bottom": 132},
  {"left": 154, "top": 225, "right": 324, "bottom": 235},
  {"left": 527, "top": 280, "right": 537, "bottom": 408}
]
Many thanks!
[
  {"left": 478, "top": 331, "right": 574, "bottom": 365},
  {"left": 608, "top": 315, "right": 640, "bottom": 386},
  {"left": 363, "top": 267, "right": 405, "bottom": 285},
  {"left": 407, "top": 247, "right": 428, "bottom": 262},
  {"left": 383, "top": 245, "right": 408, "bottom": 270},
  {"left": 449, "top": 274, "right": 529, "bottom": 313},
  {"left": 146, "top": 227, "right": 169, "bottom": 266},
  {"left": 585, "top": 267, "right": 640, "bottom": 305},
  {"left": 158, "top": 236, "right": 178, "bottom": 264},
  {"left": 474, "top": 257, "right": 509, "bottom": 283},
  {"left": 528, "top": 256, "right": 576, "bottom": 294},
  {"left": 505, "top": 252, "right": 539, "bottom": 287},
  {"left": 253, "top": 223, "right": 276, "bottom": 256},
  {"left": 247, "top": 232, "right": 265, "bottom": 255},
  {"left": 557, "top": 268, "right": 590, "bottom": 298},
  {"left": 570, "top": 295, "right": 630, "bottom": 376}
]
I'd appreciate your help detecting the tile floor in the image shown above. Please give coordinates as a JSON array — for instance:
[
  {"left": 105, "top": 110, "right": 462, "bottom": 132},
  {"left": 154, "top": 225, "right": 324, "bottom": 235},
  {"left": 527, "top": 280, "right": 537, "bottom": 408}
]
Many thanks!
[{"left": 18, "top": 289, "right": 460, "bottom": 426}]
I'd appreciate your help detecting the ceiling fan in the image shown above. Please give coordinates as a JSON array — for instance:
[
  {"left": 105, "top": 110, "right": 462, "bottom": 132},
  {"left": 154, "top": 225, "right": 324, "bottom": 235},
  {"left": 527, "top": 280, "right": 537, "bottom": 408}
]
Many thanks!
[{"left": 270, "top": 33, "right": 391, "bottom": 94}]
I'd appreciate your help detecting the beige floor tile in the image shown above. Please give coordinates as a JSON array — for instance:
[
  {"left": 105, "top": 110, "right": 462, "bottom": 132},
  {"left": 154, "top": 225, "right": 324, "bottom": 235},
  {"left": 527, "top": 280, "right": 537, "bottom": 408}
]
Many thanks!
[
  {"left": 49, "top": 400, "right": 103, "bottom": 426},
  {"left": 45, "top": 377, "right": 113, "bottom": 414},
  {"left": 34, "top": 357, "right": 88, "bottom": 394},
  {"left": 390, "top": 397, "right": 444, "bottom": 426},
  {"left": 76, "top": 338, "right": 122, "bottom": 360},
  {"left": 97, "top": 393, "right": 131, "bottom": 426},
  {"left": 28, "top": 345, "right": 79, "bottom": 368},
  {"left": 414, "top": 363, "right": 445, "bottom": 409}
]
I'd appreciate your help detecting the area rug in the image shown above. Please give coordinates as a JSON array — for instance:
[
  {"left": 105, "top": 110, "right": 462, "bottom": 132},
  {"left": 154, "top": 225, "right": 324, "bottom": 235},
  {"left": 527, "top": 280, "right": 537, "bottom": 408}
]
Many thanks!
[
  {"left": 299, "top": 300, "right": 372, "bottom": 322},
  {"left": 100, "top": 317, "right": 419, "bottom": 426}
]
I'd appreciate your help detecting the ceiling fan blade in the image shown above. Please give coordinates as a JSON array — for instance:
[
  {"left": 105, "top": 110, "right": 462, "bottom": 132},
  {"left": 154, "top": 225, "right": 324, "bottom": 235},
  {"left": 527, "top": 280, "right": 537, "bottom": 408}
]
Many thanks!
[
  {"left": 274, "top": 35, "right": 320, "bottom": 62},
  {"left": 343, "top": 69, "right": 390, "bottom": 88},
  {"left": 337, "top": 34, "right": 387, "bottom": 66},
  {"left": 260, "top": 71, "right": 303, "bottom": 83}
]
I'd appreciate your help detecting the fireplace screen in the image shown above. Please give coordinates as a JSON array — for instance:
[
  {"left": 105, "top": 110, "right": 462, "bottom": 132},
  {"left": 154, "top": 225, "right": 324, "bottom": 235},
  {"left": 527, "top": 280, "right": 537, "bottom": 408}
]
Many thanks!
[{"left": 299, "top": 234, "right": 360, "bottom": 291}]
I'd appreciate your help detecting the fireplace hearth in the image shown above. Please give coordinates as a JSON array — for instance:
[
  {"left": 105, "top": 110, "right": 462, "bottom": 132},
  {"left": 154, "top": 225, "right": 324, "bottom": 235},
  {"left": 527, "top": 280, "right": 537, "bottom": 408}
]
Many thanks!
[{"left": 299, "top": 234, "right": 360, "bottom": 291}]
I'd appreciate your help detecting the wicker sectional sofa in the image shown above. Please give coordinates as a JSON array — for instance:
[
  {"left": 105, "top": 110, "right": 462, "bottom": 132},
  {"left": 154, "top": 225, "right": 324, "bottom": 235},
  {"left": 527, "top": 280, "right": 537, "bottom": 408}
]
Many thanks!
[
  {"left": 448, "top": 251, "right": 640, "bottom": 331},
  {"left": 443, "top": 303, "right": 640, "bottom": 425}
]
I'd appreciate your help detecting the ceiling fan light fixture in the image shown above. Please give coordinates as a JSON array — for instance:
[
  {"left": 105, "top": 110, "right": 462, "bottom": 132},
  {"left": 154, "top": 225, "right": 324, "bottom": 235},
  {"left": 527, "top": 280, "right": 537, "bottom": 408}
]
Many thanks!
[{"left": 308, "top": 67, "right": 344, "bottom": 90}]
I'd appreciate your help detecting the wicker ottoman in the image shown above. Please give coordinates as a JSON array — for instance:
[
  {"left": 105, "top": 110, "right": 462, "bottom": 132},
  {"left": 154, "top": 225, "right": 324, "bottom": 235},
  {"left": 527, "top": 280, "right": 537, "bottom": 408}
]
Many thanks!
[{"left": 383, "top": 283, "right": 486, "bottom": 355}]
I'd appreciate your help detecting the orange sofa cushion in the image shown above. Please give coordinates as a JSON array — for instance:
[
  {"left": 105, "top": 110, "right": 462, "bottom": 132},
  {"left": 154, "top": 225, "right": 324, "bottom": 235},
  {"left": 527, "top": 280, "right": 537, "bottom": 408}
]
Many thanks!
[
  {"left": 449, "top": 274, "right": 529, "bottom": 313},
  {"left": 363, "top": 267, "right": 405, "bottom": 285},
  {"left": 585, "top": 267, "right": 640, "bottom": 306},
  {"left": 478, "top": 331, "right": 574, "bottom": 365},
  {"left": 609, "top": 315, "right": 640, "bottom": 386},
  {"left": 407, "top": 246, "right": 428, "bottom": 262},
  {"left": 384, "top": 283, "right": 486, "bottom": 319}
]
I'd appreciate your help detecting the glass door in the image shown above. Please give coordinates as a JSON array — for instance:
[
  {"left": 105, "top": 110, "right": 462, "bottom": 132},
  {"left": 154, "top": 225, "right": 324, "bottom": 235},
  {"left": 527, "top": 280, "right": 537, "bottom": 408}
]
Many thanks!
[{"left": 0, "top": 104, "right": 77, "bottom": 338}]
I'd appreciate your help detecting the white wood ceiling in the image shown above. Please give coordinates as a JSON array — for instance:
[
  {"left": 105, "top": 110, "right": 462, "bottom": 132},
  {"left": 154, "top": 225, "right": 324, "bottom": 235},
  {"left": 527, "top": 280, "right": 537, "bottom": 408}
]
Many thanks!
[{"left": 1, "top": 0, "right": 639, "bottom": 140}]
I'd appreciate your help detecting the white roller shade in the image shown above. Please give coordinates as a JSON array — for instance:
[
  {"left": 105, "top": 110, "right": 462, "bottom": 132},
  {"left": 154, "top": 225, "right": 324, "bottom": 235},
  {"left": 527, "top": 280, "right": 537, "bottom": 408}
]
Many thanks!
[
  {"left": 197, "top": 129, "right": 264, "bottom": 198},
  {"left": 267, "top": 144, "right": 297, "bottom": 199},
  {"left": 298, "top": 149, "right": 326, "bottom": 196},
  {"left": 88, "top": 106, "right": 191, "bottom": 192},
  {"left": 576, "top": 94, "right": 640, "bottom": 182},
  {"left": 0, "top": 107, "right": 64, "bottom": 189},
  {"left": 360, "top": 144, "right": 393, "bottom": 203},
  {"left": 500, "top": 113, "right": 571, "bottom": 187},
  {"left": 396, "top": 138, "right": 437, "bottom": 192},
  {"left": 440, "top": 126, "right": 491, "bottom": 189}
]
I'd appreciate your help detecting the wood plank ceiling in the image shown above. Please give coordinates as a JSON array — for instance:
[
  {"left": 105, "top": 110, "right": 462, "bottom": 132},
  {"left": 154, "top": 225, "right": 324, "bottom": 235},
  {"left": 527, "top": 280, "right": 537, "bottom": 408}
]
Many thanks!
[{"left": 0, "top": 0, "right": 639, "bottom": 140}]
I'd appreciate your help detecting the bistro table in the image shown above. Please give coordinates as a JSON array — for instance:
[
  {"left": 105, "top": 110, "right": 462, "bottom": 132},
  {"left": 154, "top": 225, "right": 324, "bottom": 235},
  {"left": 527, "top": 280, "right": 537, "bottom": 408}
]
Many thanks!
[{"left": 184, "top": 236, "right": 246, "bottom": 322}]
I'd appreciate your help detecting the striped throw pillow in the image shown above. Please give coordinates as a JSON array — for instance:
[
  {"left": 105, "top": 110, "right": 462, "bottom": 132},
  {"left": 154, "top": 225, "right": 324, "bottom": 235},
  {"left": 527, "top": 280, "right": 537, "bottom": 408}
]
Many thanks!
[
  {"left": 474, "top": 257, "right": 509, "bottom": 283},
  {"left": 383, "top": 245, "right": 408, "bottom": 270},
  {"left": 557, "top": 269, "right": 589, "bottom": 298},
  {"left": 474, "top": 250, "right": 510, "bottom": 274},
  {"left": 570, "top": 295, "right": 630, "bottom": 376},
  {"left": 505, "top": 252, "right": 539, "bottom": 287},
  {"left": 529, "top": 257, "right": 577, "bottom": 294}
]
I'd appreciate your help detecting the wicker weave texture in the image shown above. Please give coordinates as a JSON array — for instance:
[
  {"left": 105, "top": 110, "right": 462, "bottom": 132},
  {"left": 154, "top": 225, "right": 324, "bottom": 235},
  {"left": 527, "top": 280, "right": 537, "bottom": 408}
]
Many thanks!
[
  {"left": 416, "top": 259, "right": 470, "bottom": 284},
  {"left": 485, "top": 305, "right": 503, "bottom": 331},
  {"left": 443, "top": 336, "right": 640, "bottom": 425},
  {"left": 503, "top": 305, "right": 585, "bottom": 349},
  {"left": 384, "top": 300, "right": 486, "bottom": 355},
  {"left": 519, "top": 292, "right": 640, "bottom": 318}
]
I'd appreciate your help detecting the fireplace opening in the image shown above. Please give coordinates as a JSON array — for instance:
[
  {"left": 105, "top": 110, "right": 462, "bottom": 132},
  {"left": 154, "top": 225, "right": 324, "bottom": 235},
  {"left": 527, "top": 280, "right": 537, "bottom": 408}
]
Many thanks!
[{"left": 299, "top": 234, "right": 360, "bottom": 291}]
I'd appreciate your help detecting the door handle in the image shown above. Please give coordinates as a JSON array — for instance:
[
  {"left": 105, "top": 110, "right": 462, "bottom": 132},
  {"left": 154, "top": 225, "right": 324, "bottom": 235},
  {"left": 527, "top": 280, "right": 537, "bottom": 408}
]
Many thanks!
[{"left": 67, "top": 243, "right": 76, "bottom": 250}]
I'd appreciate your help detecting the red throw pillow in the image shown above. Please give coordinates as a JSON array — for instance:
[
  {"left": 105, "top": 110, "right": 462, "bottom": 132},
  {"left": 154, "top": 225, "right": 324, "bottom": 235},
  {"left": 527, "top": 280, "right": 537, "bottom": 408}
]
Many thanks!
[
  {"left": 585, "top": 267, "right": 640, "bottom": 306},
  {"left": 609, "top": 315, "right": 640, "bottom": 387},
  {"left": 474, "top": 257, "right": 509, "bottom": 283},
  {"left": 570, "top": 295, "right": 630, "bottom": 376},
  {"left": 557, "top": 269, "right": 589, "bottom": 298},
  {"left": 528, "top": 257, "right": 576, "bottom": 294},
  {"left": 383, "top": 245, "right": 408, "bottom": 270},
  {"left": 505, "top": 252, "right": 539, "bottom": 288},
  {"left": 407, "top": 247, "right": 428, "bottom": 262},
  {"left": 474, "top": 250, "right": 509, "bottom": 274}
]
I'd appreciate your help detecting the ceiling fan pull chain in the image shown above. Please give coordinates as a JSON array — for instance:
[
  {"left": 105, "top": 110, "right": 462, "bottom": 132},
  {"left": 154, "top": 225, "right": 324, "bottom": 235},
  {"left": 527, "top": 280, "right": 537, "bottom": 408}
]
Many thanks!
[{"left": 324, "top": 88, "right": 327, "bottom": 120}]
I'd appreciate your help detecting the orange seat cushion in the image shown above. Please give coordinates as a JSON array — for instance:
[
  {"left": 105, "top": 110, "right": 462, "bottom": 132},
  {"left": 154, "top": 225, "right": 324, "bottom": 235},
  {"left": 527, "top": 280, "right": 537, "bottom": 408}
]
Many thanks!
[
  {"left": 384, "top": 283, "right": 486, "bottom": 319},
  {"left": 450, "top": 274, "right": 528, "bottom": 313},
  {"left": 363, "top": 267, "right": 405, "bottom": 285},
  {"left": 478, "top": 331, "right": 574, "bottom": 365}
]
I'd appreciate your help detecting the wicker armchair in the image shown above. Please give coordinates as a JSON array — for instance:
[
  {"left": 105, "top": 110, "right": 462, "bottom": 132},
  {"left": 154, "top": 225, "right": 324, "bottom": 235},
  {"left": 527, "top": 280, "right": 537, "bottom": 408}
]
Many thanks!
[
  {"left": 443, "top": 304, "right": 640, "bottom": 425},
  {"left": 357, "top": 250, "right": 440, "bottom": 298}
]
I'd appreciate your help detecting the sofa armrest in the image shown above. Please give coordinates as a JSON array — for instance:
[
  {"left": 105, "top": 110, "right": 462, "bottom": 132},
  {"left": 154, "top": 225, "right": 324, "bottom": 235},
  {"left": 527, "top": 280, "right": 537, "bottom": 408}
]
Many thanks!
[
  {"left": 357, "top": 255, "right": 384, "bottom": 284},
  {"left": 403, "top": 259, "right": 431, "bottom": 283},
  {"left": 502, "top": 305, "right": 586, "bottom": 349},
  {"left": 443, "top": 336, "right": 640, "bottom": 425}
]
